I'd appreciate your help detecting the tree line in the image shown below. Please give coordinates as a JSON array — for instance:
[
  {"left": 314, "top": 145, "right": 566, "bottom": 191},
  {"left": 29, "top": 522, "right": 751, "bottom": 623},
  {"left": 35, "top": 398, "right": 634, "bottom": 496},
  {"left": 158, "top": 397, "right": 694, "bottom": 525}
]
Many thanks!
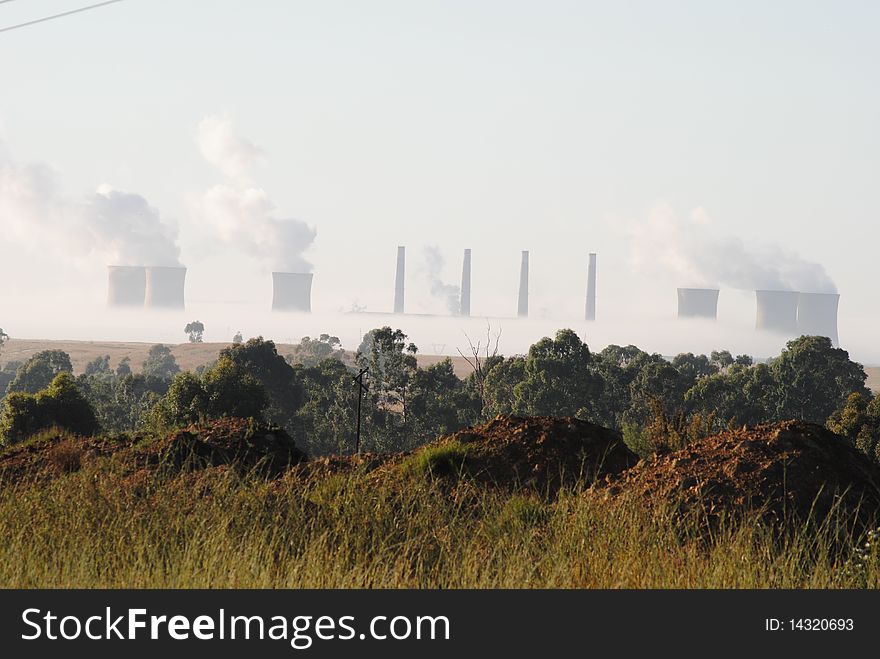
[{"left": 0, "top": 328, "right": 876, "bottom": 462}]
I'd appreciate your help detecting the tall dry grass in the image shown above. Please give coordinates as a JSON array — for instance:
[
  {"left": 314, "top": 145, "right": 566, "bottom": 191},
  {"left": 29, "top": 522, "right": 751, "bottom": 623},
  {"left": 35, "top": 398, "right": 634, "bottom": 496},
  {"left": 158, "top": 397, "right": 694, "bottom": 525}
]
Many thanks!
[{"left": 0, "top": 460, "right": 877, "bottom": 589}]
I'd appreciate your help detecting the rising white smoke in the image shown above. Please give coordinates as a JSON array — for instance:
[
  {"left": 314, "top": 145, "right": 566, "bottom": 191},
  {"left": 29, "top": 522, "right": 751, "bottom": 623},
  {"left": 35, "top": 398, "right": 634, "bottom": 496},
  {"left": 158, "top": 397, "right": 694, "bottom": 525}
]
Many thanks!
[
  {"left": 422, "top": 245, "right": 460, "bottom": 314},
  {"left": 195, "top": 115, "right": 316, "bottom": 273},
  {"left": 628, "top": 202, "right": 836, "bottom": 293},
  {"left": 0, "top": 143, "right": 181, "bottom": 267}
]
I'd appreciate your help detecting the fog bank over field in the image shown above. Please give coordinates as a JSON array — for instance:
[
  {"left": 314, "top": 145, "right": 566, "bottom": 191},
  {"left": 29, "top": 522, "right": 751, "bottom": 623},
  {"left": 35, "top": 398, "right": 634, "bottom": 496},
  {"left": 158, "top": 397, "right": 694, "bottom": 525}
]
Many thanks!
[{"left": 1, "top": 292, "right": 876, "bottom": 365}]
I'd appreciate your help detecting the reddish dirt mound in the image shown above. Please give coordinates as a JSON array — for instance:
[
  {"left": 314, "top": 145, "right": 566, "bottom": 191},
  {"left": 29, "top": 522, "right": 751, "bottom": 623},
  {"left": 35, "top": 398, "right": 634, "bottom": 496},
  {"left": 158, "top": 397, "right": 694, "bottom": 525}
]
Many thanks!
[
  {"left": 154, "top": 417, "right": 307, "bottom": 477},
  {"left": 0, "top": 431, "right": 137, "bottom": 482},
  {"left": 605, "top": 421, "right": 880, "bottom": 525},
  {"left": 427, "top": 415, "right": 636, "bottom": 495}
]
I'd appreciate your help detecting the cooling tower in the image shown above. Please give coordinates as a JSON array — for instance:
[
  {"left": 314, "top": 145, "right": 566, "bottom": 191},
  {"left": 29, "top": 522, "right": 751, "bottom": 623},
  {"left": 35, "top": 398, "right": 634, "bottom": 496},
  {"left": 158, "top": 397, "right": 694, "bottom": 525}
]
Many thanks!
[
  {"left": 460, "top": 248, "right": 472, "bottom": 317},
  {"left": 393, "top": 246, "right": 405, "bottom": 314},
  {"left": 144, "top": 266, "right": 187, "bottom": 310},
  {"left": 272, "top": 272, "right": 313, "bottom": 312},
  {"left": 755, "top": 290, "right": 799, "bottom": 334},
  {"left": 677, "top": 288, "right": 720, "bottom": 320},
  {"left": 585, "top": 253, "right": 597, "bottom": 321},
  {"left": 517, "top": 251, "right": 529, "bottom": 318},
  {"left": 107, "top": 266, "right": 146, "bottom": 307},
  {"left": 797, "top": 292, "right": 840, "bottom": 346}
]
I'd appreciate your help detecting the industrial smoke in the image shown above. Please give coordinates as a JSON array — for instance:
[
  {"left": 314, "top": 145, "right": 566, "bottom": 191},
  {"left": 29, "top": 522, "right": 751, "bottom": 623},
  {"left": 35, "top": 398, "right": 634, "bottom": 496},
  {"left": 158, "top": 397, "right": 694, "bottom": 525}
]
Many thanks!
[
  {"left": 423, "top": 246, "right": 460, "bottom": 315},
  {"left": 1, "top": 142, "right": 182, "bottom": 271},
  {"left": 630, "top": 203, "right": 836, "bottom": 294},
  {"left": 195, "top": 115, "right": 316, "bottom": 274}
]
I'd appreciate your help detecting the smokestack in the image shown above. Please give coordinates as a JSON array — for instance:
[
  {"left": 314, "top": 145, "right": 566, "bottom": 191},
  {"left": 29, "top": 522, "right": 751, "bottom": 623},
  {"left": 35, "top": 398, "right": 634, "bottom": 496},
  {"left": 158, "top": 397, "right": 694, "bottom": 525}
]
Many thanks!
[
  {"left": 585, "top": 253, "right": 597, "bottom": 321},
  {"left": 144, "top": 266, "right": 186, "bottom": 309},
  {"left": 107, "top": 266, "right": 146, "bottom": 307},
  {"left": 460, "top": 249, "right": 472, "bottom": 317},
  {"left": 517, "top": 251, "right": 529, "bottom": 318},
  {"left": 797, "top": 292, "right": 840, "bottom": 346},
  {"left": 393, "top": 246, "right": 405, "bottom": 314},
  {"left": 755, "top": 290, "right": 799, "bottom": 334},
  {"left": 272, "top": 272, "right": 313, "bottom": 312},
  {"left": 677, "top": 288, "right": 720, "bottom": 320}
]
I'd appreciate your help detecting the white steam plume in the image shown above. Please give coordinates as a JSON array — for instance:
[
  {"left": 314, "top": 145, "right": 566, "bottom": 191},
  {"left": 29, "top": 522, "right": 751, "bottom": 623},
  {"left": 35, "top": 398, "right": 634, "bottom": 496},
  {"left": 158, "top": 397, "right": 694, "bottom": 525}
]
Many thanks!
[
  {"left": 0, "top": 143, "right": 181, "bottom": 267},
  {"left": 195, "top": 115, "right": 316, "bottom": 273},
  {"left": 423, "top": 246, "right": 460, "bottom": 314},
  {"left": 628, "top": 202, "right": 835, "bottom": 293}
]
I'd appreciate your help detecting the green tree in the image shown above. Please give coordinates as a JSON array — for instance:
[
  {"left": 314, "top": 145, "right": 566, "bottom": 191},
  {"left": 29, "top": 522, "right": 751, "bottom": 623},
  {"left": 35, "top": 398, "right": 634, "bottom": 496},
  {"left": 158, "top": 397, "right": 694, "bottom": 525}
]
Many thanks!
[
  {"left": 6, "top": 350, "right": 73, "bottom": 394},
  {"left": 0, "top": 328, "right": 8, "bottom": 356},
  {"left": 685, "top": 362, "right": 777, "bottom": 429},
  {"left": 219, "top": 337, "right": 303, "bottom": 429},
  {"left": 142, "top": 345, "right": 181, "bottom": 381},
  {"left": 671, "top": 352, "right": 718, "bottom": 388},
  {"left": 626, "top": 360, "right": 688, "bottom": 425},
  {"left": 409, "top": 359, "right": 480, "bottom": 440},
  {"left": 482, "top": 356, "right": 526, "bottom": 417},
  {"left": 770, "top": 336, "right": 869, "bottom": 423},
  {"left": 0, "top": 372, "right": 98, "bottom": 445},
  {"left": 294, "top": 358, "right": 358, "bottom": 455},
  {"left": 290, "top": 334, "right": 343, "bottom": 367},
  {"left": 232, "top": 331, "right": 243, "bottom": 345},
  {"left": 0, "top": 361, "right": 21, "bottom": 398},
  {"left": 590, "top": 345, "right": 665, "bottom": 428},
  {"left": 827, "top": 392, "right": 880, "bottom": 463},
  {"left": 185, "top": 321, "right": 205, "bottom": 343},
  {"left": 152, "top": 357, "right": 267, "bottom": 429},
  {"left": 202, "top": 357, "right": 268, "bottom": 420},
  {"left": 513, "top": 329, "right": 598, "bottom": 418},
  {"left": 84, "top": 355, "right": 112, "bottom": 377},
  {"left": 355, "top": 327, "right": 419, "bottom": 451},
  {"left": 116, "top": 357, "right": 132, "bottom": 377}
]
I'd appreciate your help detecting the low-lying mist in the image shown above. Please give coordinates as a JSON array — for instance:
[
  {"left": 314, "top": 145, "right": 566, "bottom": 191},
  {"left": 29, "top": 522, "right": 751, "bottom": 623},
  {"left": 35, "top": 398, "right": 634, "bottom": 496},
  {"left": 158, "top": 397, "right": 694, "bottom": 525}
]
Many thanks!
[{"left": 2, "top": 294, "right": 876, "bottom": 365}]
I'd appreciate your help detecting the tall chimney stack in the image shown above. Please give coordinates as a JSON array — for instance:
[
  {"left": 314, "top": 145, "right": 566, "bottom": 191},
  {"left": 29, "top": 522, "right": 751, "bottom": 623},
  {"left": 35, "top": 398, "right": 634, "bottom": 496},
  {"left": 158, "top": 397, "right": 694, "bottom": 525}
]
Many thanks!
[
  {"left": 107, "top": 266, "right": 146, "bottom": 307},
  {"left": 677, "top": 288, "right": 720, "bottom": 320},
  {"left": 797, "top": 292, "right": 840, "bottom": 346},
  {"left": 272, "top": 272, "right": 313, "bottom": 312},
  {"left": 460, "top": 248, "right": 472, "bottom": 317},
  {"left": 517, "top": 251, "right": 529, "bottom": 318},
  {"left": 393, "top": 246, "right": 405, "bottom": 314},
  {"left": 585, "top": 253, "right": 597, "bottom": 321},
  {"left": 144, "top": 266, "right": 186, "bottom": 310},
  {"left": 755, "top": 290, "right": 799, "bottom": 335}
]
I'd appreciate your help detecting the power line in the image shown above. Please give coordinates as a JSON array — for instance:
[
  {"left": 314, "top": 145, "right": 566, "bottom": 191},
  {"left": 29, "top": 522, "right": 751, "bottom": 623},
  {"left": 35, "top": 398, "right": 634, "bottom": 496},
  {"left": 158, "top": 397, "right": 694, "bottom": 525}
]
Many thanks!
[{"left": 0, "top": 0, "right": 127, "bottom": 34}]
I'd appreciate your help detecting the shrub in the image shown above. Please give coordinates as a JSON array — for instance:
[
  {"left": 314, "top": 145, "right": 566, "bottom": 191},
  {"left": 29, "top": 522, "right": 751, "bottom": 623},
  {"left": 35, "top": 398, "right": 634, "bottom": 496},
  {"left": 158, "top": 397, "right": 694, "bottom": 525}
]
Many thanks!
[
  {"left": 403, "top": 441, "right": 472, "bottom": 478},
  {"left": 0, "top": 373, "right": 98, "bottom": 445}
]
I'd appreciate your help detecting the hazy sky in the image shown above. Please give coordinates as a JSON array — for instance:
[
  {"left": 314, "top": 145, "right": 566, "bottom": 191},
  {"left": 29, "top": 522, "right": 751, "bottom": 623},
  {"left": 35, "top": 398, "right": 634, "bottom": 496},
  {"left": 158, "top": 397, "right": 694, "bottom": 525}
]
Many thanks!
[{"left": 1, "top": 1, "right": 878, "bottom": 359}]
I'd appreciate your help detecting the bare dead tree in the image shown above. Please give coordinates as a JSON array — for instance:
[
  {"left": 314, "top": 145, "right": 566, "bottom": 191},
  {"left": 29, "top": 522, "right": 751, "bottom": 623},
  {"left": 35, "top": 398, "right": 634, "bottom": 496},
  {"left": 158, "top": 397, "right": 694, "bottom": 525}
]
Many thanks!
[{"left": 458, "top": 323, "right": 502, "bottom": 417}]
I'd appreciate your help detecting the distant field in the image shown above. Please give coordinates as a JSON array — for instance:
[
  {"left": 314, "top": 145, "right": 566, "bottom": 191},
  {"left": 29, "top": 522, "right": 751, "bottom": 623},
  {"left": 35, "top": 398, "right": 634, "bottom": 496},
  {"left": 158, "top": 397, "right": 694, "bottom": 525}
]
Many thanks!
[
  {"left": 867, "top": 368, "right": 880, "bottom": 394},
  {"left": 0, "top": 339, "right": 476, "bottom": 379}
]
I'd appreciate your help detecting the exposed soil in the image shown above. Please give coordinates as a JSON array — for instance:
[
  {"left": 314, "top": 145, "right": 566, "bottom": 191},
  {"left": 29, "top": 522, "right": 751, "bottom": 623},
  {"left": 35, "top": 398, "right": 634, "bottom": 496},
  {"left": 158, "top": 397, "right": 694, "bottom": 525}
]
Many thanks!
[
  {"left": 150, "top": 417, "right": 307, "bottom": 477},
  {"left": 0, "top": 432, "right": 138, "bottom": 483},
  {"left": 425, "top": 415, "right": 637, "bottom": 495},
  {"left": 604, "top": 420, "right": 880, "bottom": 526},
  {"left": 0, "top": 418, "right": 307, "bottom": 483}
]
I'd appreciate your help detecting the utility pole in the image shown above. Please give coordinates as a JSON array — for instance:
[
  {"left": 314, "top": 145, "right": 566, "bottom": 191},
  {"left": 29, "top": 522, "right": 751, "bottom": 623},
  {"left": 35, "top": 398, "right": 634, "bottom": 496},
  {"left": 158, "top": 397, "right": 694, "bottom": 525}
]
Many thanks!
[{"left": 353, "top": 368, "right": 369, "bottom": 455}]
